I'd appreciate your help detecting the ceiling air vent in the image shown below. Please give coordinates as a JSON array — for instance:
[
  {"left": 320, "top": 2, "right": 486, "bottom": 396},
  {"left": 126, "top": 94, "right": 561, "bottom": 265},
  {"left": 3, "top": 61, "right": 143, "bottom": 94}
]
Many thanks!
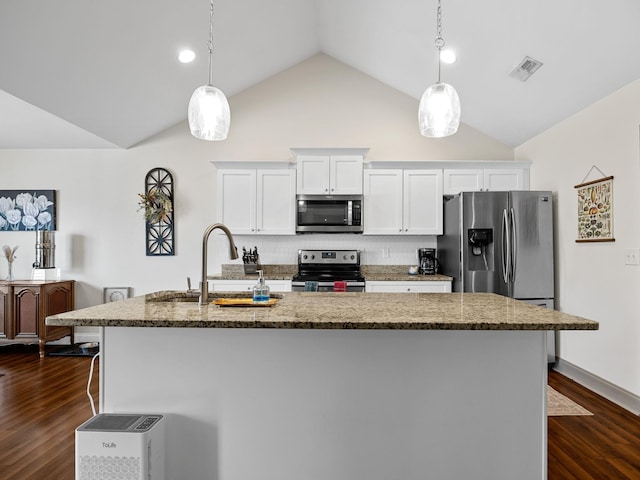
[{"left": 509, "top": 56, "right": 543, "bottom": 82}]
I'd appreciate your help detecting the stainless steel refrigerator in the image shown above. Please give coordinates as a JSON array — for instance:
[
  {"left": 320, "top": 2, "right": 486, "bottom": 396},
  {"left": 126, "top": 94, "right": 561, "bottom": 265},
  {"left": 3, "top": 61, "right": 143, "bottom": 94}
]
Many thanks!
[{"left": 437, "top": 191, "right": 556, "bottom": 362}]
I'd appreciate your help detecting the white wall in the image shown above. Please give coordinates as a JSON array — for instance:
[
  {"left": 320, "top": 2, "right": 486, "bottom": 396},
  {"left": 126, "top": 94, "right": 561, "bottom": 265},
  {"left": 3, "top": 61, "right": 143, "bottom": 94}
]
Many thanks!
[
  {"left": 516, "top": 79, "right": 640, "bottom": 397},
  {"left": 0, "top": 54, "right": 513, "bottom": 339}
]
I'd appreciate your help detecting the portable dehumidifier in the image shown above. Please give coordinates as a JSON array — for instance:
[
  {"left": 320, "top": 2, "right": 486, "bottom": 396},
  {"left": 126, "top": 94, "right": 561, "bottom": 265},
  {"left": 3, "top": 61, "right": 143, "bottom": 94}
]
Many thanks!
[{"left": 75, "top": 413, "right": 165, "bottom": 480}]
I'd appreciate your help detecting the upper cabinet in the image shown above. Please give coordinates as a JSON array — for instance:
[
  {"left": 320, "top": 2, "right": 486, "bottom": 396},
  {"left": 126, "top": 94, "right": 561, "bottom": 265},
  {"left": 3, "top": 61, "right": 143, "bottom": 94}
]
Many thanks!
[
  {"left": 362, "top": 170, "right": 402, "bottom": 234},
  {"left": 292, "top": 148, "right": 368, "bottom": 195},
  {"left": 363, "top": 169, "right": 443, "bottom": 235},
  {"left": 217, "top": 167, "right": 296, "bottom": 235},
  {"left": 483, "top": 168, "right": 528, "bottom": 191},
  {"left": 443, "top": 165, "right": 529, "bottom": 195},
  {"left": 214, "top": 157, "right": 529, "bottom": 237}
]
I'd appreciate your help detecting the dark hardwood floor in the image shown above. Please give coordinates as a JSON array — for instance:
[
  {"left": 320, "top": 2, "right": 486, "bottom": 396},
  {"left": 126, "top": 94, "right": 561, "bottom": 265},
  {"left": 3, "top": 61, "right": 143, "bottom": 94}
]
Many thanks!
[
  {"left": 0, "top": 345, "right": 98, "bottom": 480},
  {"left": 548, "top": 370, "right": 640, "bottom": 479},
  {"left": 1, "top": 346, "right": 639, "bottom": 480}
]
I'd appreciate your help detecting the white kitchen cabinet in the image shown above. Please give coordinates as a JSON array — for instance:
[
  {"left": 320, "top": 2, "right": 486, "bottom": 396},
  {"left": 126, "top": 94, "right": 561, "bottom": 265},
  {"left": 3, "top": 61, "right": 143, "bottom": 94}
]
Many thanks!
[
  {"left": 294, "top": 151, "right": 365, "bottom": 195},
  {"left": 217, "top": 170, "right": 256, "bottom": 234},
  {"left": 295, "top": 155, "right": 328, "bottom": 194},
  {"left": 403, "top": 170, "right": 443, "bottom": 234},
  {"left": 330, "top": 155, "right": 364, "bottom": 194},
  {"left": 483, "top": 168, "right": 528, "bottom": 191},
  {"left": 363, "top": 169, "right": 443, "bottom": 235},
  {"left": 443, "top": 167, "right": 529, "bottom": 195},
  {"left": 362, "top": 169, "right": 403, "bottom": 234},
  {"left": 210, "top": 279, "right": 292, "bottom": 293},
  {"left": 217, "top": 169, "right": 296, "bottom": 235},
  {"left": 365, "top": 280, "right": 451, "bottom": 293},
  {"left": 443, "top": 168, "right": 484, "bottom": 194},
  {"left": 256, "top": 170, "right": 296, "bottom": 234}
]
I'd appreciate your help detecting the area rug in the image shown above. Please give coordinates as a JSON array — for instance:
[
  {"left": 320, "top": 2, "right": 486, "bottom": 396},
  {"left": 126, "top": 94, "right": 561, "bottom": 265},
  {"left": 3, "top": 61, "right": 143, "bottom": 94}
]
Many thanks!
[{"left": 547, "top": 386, "right": 593, "bottom": 416}]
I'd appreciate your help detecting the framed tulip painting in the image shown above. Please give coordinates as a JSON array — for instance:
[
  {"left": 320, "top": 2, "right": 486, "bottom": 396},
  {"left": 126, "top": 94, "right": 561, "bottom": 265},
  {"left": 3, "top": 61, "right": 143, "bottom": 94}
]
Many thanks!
[
  {"left": 0, "top": 190, "right": 56, "bottom": 231},
  {"left": 575, "top": 176, "right": 614, "bottom": 242}
]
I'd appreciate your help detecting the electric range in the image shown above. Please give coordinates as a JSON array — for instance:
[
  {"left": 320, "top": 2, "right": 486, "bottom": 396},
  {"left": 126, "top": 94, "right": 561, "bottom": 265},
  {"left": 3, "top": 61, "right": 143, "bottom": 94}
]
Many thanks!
[{"left": 291, "top": 249, "right": 365, "bottom": 292}]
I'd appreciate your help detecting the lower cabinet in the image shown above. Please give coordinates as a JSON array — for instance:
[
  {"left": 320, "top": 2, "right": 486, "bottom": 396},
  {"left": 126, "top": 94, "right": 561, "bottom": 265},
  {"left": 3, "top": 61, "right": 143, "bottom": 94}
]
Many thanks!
[
  {"left": 365, "top": 280, "right": 452, "bottom": 293},
  {"left": 210, "top": 280, "right": 292, "bottom": 293},
  {"left": 0, "top": 280, "right": 75, "bottom": 357},
  {"left": 211, "top": 279, "right": 449, "bottom": 293}
]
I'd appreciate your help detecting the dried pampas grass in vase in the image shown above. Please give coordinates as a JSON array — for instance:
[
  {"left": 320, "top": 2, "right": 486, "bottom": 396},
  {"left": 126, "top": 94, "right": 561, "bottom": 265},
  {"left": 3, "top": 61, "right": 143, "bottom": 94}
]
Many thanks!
[{"left": 2, "top": 245, "right": 18, "bottom": 281}]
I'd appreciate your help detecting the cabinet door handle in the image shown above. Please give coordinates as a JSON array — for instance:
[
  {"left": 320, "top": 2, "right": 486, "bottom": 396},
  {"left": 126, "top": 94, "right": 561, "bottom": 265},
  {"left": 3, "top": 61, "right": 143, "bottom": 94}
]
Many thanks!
[{"left": 407, "top": 287, "right": 411, "bottom": 291}]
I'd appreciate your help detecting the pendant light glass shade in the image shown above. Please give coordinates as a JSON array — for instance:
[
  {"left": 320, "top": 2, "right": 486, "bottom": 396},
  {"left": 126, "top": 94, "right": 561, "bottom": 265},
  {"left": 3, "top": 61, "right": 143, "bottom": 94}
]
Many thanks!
[
  {"left": 188, "top": 0, "right": 230, "bottom": 141},
  {"left": 188, "top": 85, "right": 230, "bottom": 141},
  {"left": 419, "top": 0, "right": 460, "bottom": 138},
  {"left": 418, "top": 81, "right": 460, "bottom": 138}
]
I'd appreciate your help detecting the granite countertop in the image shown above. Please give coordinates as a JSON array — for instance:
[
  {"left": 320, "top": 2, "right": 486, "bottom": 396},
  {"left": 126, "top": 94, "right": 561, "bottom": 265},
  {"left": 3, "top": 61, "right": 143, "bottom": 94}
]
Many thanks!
[
  {"left": 46, "top": 290, "right": 598, "bottom": 331},
  {"left": 361, "top": 265, "right": 451, "bottom": 282},
  {"left": 212, "top": 264, "right": 452, "bottom": 282},
  {"left": 210, "top": 264, "right": 297, "bottom": 281}
]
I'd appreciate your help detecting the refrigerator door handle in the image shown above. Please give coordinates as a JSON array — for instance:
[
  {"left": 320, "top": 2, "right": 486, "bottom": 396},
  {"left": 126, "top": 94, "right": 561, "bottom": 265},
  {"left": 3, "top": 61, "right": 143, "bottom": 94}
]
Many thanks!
[
  {"left": 510, "top": 207, "right": 517, "bottom": 283},
  {"left": 501, "top": 208, "right": 510, "bottom": 283}
]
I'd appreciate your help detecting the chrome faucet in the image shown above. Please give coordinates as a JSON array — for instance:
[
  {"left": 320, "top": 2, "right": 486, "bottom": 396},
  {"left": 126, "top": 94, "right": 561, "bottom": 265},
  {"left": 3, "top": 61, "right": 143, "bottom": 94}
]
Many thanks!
[{"left": 200, "top": 223, "right": 239, "bottom": 305}]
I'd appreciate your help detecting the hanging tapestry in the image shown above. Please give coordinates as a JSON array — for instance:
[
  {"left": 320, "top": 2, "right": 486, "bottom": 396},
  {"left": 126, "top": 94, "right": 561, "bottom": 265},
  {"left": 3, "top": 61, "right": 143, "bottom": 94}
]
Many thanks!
[{"left": 575, "top": 176, "right": 614, "bottom": 242}]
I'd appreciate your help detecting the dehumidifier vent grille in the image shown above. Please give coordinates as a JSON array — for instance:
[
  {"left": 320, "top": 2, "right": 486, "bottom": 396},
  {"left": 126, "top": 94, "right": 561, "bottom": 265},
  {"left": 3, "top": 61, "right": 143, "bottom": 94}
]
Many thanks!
[{"left": 78, "top": 455, "right": 140, "bottom": 480}]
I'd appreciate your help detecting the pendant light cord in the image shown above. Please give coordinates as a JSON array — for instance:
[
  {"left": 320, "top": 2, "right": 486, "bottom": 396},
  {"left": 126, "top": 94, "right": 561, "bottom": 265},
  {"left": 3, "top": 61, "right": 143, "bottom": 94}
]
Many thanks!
[
  {"left": 435, "top": 0, "right": 445, "bottom": 83},
  {"left": 208, "top": 0, "right": 214, "bottom": 86}
]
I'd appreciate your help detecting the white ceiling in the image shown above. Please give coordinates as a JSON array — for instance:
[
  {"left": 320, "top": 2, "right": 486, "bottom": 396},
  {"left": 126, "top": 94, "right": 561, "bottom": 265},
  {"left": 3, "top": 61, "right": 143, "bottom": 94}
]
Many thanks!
[{"left": 1, "top": 0, "right": 639, "bottom": 149}]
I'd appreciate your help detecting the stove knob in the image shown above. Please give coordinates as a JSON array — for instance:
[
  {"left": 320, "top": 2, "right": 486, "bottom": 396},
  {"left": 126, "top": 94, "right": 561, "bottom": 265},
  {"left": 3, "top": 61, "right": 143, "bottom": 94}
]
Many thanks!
[
  {"left": 350, "top": 255, "right": 355, "bottom": 260},
  {"left": 311, "top": 254, "right": 315, "bottom": 260},
  {"left": 303, "top": 254, "right": 308, "bottom": 260},
  {"left": 343, "top": 254, "right": 348, "bottom": 260}
]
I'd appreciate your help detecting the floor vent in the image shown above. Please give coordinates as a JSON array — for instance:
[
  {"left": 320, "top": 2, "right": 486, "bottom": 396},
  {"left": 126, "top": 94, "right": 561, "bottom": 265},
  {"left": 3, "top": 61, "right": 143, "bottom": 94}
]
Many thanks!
[{"left": 509, "top": 56, "right": 543, "bottom": 82}]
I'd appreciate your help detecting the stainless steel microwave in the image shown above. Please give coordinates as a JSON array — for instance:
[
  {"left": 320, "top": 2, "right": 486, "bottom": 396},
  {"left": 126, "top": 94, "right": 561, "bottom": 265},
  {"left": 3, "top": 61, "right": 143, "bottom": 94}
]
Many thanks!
[{"left": 296, "top": 194, "right": 363, "bottom": 233}]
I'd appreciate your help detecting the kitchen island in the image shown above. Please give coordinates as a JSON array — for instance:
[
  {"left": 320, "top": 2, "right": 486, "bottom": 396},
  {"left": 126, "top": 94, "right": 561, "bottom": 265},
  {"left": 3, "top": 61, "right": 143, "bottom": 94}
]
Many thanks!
[{"left": 48, "top": 291, "right": 597, "bottom": 480}]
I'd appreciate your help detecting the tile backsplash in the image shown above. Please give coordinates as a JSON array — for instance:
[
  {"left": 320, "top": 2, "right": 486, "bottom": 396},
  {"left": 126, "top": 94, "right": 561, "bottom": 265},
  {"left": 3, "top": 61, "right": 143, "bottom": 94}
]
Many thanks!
[{"left": 210, "top": 234, "right": 437, "bottom": 272}]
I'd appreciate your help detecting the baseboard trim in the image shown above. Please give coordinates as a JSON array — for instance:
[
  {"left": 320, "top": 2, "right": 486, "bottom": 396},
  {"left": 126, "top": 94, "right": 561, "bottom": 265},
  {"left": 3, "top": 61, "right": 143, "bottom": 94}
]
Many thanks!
[
  {"left": 553, "top": 358, "right": 640, "bottom": 415},
  {"left": 74, "top": 332, "right": 101, "bottom": 344}
]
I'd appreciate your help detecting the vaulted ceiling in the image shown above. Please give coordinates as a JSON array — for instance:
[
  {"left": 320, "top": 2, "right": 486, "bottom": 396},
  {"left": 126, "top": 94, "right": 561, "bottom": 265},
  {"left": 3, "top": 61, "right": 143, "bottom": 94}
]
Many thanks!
[{"left": 1, "top": 0, "right": 639, "bottom": 149}]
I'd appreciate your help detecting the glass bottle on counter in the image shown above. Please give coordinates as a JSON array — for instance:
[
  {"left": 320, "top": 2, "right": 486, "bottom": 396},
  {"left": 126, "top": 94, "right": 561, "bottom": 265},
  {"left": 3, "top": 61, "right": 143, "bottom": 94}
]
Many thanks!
[{"left": 253, "top": 270, "right": 270, "bottom": 303}]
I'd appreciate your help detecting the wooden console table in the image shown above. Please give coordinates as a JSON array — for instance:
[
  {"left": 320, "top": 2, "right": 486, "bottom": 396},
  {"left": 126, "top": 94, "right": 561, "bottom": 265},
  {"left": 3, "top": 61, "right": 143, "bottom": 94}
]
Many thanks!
[{"left": 0, "top": 280, "right": 75, "bottom": 357}]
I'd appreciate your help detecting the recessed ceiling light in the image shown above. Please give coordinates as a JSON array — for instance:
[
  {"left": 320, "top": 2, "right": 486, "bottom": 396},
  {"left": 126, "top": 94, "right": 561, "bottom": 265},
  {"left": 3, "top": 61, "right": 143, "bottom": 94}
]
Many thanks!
[
  {"left": 440, "top": 49, "right": 456, "bottom": 64},
  {"left": 178, "top": 49, "right": 195, "bottom": 64}
]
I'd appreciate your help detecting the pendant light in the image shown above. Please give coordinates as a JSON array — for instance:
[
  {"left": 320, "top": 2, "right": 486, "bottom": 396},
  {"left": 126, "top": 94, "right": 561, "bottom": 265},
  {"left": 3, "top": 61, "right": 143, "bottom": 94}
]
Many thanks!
[
  {"left": 418, "top": 0, "right": 460, "bottom": 138},
  {"left": 188, "top": 0, "right": 230, "bottom": 141}
]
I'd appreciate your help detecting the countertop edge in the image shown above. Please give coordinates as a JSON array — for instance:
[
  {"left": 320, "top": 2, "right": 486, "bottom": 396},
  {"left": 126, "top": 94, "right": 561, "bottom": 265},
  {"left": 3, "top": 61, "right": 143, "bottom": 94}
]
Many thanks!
[
  {"left": 46, "top": 291, "right": 599, "bottom": 332},
  {"left": 45, "top": 319, "right": 598, "bottom": 331}
]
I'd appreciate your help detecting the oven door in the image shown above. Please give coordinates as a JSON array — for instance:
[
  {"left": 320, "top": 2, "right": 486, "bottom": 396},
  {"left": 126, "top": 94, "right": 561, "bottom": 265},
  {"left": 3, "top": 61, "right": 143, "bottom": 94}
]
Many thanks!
[{"left": 296, "top": 195, "right": 362, "bottom": 233}]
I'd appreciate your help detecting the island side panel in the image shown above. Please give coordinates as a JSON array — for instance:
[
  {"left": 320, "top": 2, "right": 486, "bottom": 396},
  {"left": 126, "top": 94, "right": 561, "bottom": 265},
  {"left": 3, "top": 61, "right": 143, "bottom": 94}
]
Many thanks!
[{"left": 101, "top": 327, "right": 548, "bottom": 480}]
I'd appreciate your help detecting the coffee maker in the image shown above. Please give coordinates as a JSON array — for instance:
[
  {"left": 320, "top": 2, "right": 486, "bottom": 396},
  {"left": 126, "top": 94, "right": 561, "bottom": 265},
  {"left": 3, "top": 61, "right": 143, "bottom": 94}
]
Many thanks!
[{"left": 418, "top": 248, "right": 439, "bottom": 275}]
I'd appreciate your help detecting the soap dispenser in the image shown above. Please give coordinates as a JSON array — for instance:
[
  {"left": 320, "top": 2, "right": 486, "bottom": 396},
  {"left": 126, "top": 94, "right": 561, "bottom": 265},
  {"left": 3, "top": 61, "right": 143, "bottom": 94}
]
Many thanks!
[{"left": 252, "top": 270, "right": 270, "bottom": 303}]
